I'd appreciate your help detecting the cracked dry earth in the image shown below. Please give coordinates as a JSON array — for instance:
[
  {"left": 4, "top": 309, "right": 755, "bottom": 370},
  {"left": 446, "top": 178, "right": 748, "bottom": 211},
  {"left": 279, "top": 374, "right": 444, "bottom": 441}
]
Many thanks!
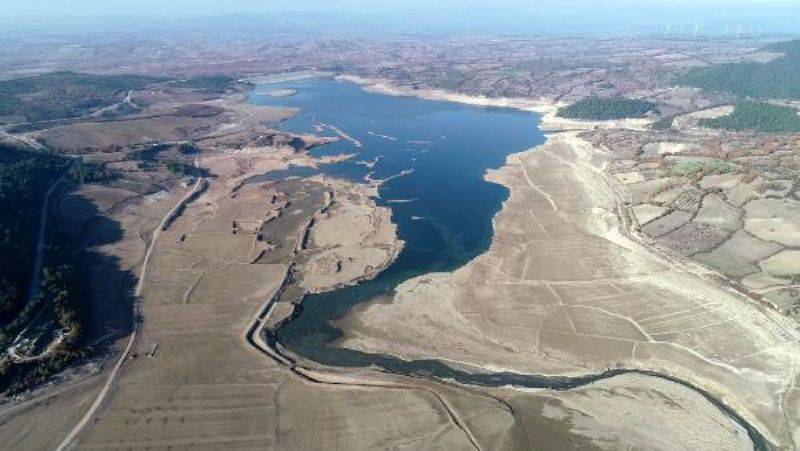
[{"left": 339, "top": 131, "right": 800, "bottom": 448}]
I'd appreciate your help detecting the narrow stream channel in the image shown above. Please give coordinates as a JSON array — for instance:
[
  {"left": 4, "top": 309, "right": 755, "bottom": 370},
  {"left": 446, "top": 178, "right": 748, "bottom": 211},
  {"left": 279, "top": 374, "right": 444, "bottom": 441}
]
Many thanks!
[{"left": 248, "top": 77, "right": 772, "bottom": 450}]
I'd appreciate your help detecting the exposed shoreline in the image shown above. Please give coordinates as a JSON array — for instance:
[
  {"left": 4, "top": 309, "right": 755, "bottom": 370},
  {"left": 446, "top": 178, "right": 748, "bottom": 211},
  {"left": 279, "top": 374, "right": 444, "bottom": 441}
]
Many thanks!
[
  {"left": 337, "top": 74, "right": 559, "bottom": 120},
  {"left": 32, "top": 74, "right": 787, "bottom": 450},
  {"left": 321, "top": 75, "right": 798, "bottom": 448},
  {"left": 337, "top": 74, "right": 653, "bottom": 132},
  {"left": 220, "top": 73, "right": 778, "bottom": 448}
]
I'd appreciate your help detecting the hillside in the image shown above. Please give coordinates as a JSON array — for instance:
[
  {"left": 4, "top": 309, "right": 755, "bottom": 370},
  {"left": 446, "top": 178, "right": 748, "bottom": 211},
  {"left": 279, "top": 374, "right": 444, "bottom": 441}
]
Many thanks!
[
  {"left": 0, "top": 145, "right": 65, "bottom": 331},
  {"left": 557, "top": 96, "right": 657, "bottom": 120},
  {"left": 0, "top": 72, "right": 162, "bottom": 122},
  {"left": 699, "top": 101, "right": 800, "bottom": 133},
  {"left": 677, "top": 40, "right": 800, "bottom": 100}
]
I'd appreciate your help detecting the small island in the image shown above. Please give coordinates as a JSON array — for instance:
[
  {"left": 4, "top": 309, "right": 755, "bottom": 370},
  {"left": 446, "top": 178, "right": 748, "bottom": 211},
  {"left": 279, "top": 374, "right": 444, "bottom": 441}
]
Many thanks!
[{"left": 259, "top": 88, "right": 299, "bottom": 97}]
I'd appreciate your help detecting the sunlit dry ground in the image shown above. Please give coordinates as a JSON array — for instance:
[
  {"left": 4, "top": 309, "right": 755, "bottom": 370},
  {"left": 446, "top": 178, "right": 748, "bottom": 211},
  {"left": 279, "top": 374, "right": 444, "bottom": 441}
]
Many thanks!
[
  {"left": 339, "top": 131, "right": 800, "bottom": 448},
  {"left": 0, "top": 179, "right": 184, "bottom": 450},
  {"left": 67, "top": 147, "right": 506, "bottom": 450}
]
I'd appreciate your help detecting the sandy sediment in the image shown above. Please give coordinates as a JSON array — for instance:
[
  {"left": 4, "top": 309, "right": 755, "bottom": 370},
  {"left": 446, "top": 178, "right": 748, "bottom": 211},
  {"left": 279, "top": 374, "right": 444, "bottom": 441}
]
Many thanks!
[
  {"left": 499, "top": 372, "right": 753, "bottom": 450},
  {"left": 55, "top": 139, "right": 487, "bottom": 451},
  {"left": 331, "top": 78, "right": 800, "bottom": 448},
  {"left": 257, "top": 88, "right": 298, "bottom": 97},
  {"left": 244, "top": 71, "right": 336, "bottom": 85},
  {"left": 318, "top": 122, "right": 363, "bottom": 148},
  {"left": 297, "top": 176, "right": 403, "bottom": 294}
]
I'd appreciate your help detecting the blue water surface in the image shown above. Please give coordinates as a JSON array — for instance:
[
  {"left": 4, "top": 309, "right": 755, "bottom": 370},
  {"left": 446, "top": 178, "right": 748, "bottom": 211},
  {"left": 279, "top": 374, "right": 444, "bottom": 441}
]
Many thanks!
[{"left": 249, "top": 78, "right": 545, "bottom": 363}]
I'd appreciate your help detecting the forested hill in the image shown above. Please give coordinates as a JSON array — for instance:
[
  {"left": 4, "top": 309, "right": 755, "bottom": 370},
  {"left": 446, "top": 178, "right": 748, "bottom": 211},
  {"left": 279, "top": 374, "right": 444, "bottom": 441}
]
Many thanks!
[
  {"left": 699, "top": 101, "right": 800, "bottom": 134},
  {"left": 677, "top": 40, "right": 800, "bottom": 99},
  {"left": 0, "top": 72, "right": 163, "bottom": 122},
  {"left": 0, "top": 144, "right": 66, "bottom": 329},
  {"left": 556, "top": 96, "right": 657, "bottom": 120},
  {"left": 0, "top": 143, "right": 96, "bottom": 392}
]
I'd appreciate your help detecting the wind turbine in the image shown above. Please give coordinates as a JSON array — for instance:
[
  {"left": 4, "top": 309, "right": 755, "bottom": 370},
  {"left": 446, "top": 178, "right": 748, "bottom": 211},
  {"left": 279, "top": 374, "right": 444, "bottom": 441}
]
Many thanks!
[{"left": 664, "top": 24, "right": 671, "bottom": 37}]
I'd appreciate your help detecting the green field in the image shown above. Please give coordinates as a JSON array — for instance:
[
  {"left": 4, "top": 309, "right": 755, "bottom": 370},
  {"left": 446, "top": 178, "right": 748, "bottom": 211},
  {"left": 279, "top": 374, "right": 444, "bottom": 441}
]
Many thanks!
[
  {"left": 699, "top": 102, "right": 800, "bottom": 133},
  {"left": 557, "top": 96, "right": 657, "bottom": 120},
  {"left": 677, "top": 40, "right": 800, "bottom": 99},
  {"left": 670, "top": 159, "right": 737, "bottom": 177}
]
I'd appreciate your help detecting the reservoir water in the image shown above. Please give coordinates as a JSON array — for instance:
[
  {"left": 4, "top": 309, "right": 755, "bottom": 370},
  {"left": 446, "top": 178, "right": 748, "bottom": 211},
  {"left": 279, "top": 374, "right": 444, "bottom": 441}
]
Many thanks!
[
  {"left": 249, "top": 78, "right": 545, "bottom": 364},
  {"left": 248, "top": 78, "right": 768, "bottom": 449}
]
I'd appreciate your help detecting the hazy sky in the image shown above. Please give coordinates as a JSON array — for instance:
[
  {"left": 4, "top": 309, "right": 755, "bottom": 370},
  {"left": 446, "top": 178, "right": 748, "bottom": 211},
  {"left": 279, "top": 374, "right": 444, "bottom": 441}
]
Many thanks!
[
  {"left": 3, "top": 0, "right": 797, "bottom": 16},
  {"left": 2, "top": 0, "right": 798, "bottom": 36}
]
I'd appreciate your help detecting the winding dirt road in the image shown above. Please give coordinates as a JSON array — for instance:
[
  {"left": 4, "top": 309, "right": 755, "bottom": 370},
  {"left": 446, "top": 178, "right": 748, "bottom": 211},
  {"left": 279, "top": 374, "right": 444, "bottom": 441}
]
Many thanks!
[{"left": 7, "top": 166, "right": 70, "bottom": 363}]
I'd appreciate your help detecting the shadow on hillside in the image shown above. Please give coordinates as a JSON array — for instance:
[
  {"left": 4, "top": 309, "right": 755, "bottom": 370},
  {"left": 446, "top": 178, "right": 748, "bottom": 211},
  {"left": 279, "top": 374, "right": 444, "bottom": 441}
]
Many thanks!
[{"left": 62, "top": 191, "right": 136, "bottom": 358}]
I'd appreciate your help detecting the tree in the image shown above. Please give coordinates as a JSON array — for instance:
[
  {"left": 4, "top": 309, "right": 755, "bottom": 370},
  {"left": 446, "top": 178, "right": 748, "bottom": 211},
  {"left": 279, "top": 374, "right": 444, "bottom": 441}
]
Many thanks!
[
  {"left": 677, "top": 40, "right": 800, "bottom": 99},
  {"left": 557, "top": 97, "right": 657, "bottom": 120}
]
